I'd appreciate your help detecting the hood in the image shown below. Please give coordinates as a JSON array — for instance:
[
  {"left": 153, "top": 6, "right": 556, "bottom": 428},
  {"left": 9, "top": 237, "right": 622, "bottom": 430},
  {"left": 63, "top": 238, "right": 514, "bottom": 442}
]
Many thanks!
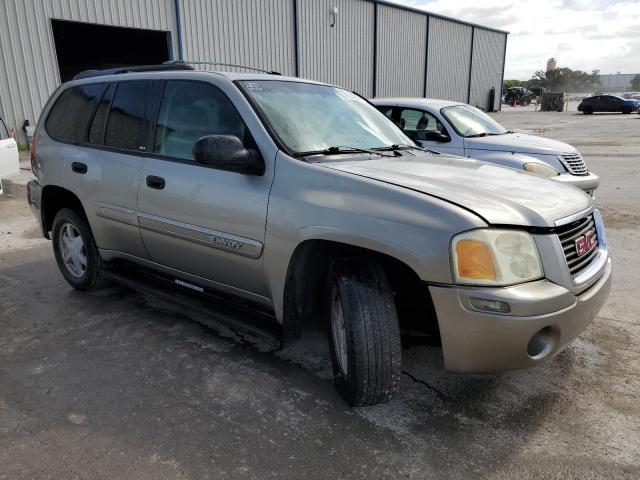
[
  {"left": 320, "top": 152, "right": 592, "bottom": 227},
  {"left": 466, "top": 132, "right": 576, "bottom": 156}
]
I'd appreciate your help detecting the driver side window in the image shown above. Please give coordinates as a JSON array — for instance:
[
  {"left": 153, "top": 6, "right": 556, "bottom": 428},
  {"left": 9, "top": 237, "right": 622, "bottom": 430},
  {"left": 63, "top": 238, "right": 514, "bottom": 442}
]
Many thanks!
[
  {"left": 155, "top": 81, "right": 248, "bottom": 161},
  {"left": 397, "top": 108, "right": 447, "bottom": 141}
]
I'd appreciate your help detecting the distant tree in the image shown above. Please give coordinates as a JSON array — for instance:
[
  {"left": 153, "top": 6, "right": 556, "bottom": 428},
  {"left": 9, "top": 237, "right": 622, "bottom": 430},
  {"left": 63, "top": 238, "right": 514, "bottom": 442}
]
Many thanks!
[
  {"left": 632, "top": 74, "right": 640, "bottom": 91},
  {"left": 525, "top": 70, "right": 548, "bottom": 89},
  {"left": 524, "top": 68, "right": 600, "bottom": 93},
  {"left": 503, "top": 79, "right": 523, "bottom": 90}
]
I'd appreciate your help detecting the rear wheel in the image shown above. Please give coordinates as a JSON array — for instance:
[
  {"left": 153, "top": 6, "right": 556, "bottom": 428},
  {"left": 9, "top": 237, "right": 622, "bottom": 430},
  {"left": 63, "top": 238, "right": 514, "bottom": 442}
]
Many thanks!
[
  {"left": 327, "top": 258, "right": 401, "bottom": 406},
  {"left": 52, "top": 208, "right": 108, "bottom": 291},
  {"left": 583, "top": 106, "right": 593, "bottom": 115}
]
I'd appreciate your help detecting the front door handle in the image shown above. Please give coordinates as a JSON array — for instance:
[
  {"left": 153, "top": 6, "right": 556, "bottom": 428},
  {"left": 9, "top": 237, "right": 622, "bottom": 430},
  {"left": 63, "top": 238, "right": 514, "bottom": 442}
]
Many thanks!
[
  {"left": 146, "top": 175, "right": 165, "bottom": 190},
  {"left": 71, "top": 162, "right": 87, "bottom": 174}
]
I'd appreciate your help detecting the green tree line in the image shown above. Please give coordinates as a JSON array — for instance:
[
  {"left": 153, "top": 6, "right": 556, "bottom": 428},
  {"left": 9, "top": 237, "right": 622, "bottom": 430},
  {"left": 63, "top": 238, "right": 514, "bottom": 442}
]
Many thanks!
[{"left": 504, "top": 68, "right": 602, "bottom": 93}]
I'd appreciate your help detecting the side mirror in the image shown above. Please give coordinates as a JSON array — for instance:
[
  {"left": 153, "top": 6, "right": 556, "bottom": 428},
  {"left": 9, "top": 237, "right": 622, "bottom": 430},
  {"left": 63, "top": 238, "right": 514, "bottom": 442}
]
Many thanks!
[
  {"left": 424, "top": 130, "right": 450, "bottom": 142},
  {"left": 193, "top": 135, "right": 265, "bottom": 176}
]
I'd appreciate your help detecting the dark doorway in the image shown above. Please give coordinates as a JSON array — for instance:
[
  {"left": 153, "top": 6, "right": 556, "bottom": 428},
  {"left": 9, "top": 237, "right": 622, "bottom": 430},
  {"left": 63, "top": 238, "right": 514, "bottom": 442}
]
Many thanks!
[{"left": 51, "top": 19, "right": 172, "bottom": 82}]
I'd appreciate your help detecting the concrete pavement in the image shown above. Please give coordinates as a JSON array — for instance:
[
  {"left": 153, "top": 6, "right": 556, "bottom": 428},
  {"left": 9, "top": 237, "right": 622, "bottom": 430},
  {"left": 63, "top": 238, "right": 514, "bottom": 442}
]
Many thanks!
[{"left": 1, "top": 109, "right": 639, "bottom": 479}]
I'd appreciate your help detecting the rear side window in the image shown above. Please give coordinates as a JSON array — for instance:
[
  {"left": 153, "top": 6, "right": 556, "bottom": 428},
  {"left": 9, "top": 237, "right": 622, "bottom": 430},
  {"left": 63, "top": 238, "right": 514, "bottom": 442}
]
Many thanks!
[
  {"left": 88, "top": 83, "right": 115, "bottom": 145},
  {"left": 46, "top": 84, "right": 103, "bottom": 142},
  {"left": 105, "top": 81, "right": 152, "bottom": 151},
  {"left": 155, "top": 80, "right": 248, "bottom": 161}
]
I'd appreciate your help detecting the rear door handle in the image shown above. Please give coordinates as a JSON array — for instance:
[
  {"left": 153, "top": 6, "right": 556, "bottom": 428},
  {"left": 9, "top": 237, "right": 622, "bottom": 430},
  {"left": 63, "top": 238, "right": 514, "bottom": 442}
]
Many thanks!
[
  {"left": 146, "top": 175, "right": 165, "bottom": 190},
  {"left": 71, "top": 162, "right": 87, "bottom": 174}
]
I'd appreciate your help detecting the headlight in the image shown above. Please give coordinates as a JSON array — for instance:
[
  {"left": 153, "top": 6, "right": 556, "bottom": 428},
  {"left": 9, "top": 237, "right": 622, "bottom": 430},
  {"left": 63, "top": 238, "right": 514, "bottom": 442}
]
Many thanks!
[
  {"left": 451, "top": 229, "right": 543, "bottom": 286},
  {"left": 524, "top": 162, "right": 559, "bottom": 177}
]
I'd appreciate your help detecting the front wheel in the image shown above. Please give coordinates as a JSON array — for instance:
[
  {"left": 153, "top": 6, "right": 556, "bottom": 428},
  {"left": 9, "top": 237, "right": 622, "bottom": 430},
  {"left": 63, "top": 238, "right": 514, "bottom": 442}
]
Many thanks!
[
  {"left": 327, "top": 258, "right": 401, "bottom": 406},
  {"left": 52, "top": 208, "right": 108, "bottom": 291},
  {"left": 583, "top": 107, "right": 593, "bottom": 114},
  {"left": 622, "top": 106, "right": 632, "bottom": 114}
]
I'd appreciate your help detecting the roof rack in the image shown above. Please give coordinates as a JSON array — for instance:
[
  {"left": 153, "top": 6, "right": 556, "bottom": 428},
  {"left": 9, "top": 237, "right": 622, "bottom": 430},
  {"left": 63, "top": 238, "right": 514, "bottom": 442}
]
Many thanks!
[
  {"left": 73, "top": 63, "right": 194, "bottom": 80},
  {"left": 164, "top": 60, "right": 282, "bottom": 76}
]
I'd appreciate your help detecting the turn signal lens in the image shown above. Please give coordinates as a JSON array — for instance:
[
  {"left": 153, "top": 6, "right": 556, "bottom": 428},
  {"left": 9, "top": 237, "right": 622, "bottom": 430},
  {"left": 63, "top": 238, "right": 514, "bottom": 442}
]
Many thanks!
[
  {"left": 455, "top": 239, "right": 497, "bottom": 280},
  {"left": 451, "top": 229, "right": 543, "bottom": 286},
  {"left": 523, "top": 162, "right": 558, "bottom": 177}
]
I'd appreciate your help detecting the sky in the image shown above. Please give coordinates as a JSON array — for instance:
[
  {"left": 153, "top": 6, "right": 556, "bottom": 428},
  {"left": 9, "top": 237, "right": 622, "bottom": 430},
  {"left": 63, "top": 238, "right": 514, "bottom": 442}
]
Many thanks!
[{"left": 387, "top": 0, "right": 640, "bottom": 80}]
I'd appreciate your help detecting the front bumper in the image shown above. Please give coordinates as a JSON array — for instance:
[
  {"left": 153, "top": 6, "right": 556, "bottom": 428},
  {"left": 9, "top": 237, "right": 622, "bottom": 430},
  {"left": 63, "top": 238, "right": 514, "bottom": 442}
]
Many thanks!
[
  {"left": 429, "top": 258, "right": 612, "bottom": 373},
  {"left": 552, "top": 172, "right": 600, "bottom": 194}
]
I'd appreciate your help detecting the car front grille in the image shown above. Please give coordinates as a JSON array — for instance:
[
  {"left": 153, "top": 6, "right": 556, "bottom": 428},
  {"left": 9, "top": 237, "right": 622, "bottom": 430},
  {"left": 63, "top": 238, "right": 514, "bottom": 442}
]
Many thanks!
[
  {"left": 559, "top": 153, "right": 589, "bottom": 175},
  {"left": 557, "top": 214, "right": 599, "bottom": 277}
]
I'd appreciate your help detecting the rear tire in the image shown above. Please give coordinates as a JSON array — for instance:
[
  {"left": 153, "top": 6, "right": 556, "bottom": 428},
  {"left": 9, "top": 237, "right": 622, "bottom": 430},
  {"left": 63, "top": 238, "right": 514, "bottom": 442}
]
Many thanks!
[
  {"left": 52, "top": 208, "right": 108, "bottom": 291},
  {"left": 327, "top": 258, "right": 401, "bottom": 406},
  {"left": 583, "top": 107, "right": 593, "bottom": 115}
]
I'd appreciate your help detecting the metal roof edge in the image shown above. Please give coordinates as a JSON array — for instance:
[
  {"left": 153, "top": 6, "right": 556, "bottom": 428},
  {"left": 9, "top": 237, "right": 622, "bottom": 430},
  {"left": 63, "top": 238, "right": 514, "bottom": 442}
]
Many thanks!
[{"left": 369, "top": 0, "right": 510, "bottom": 35}]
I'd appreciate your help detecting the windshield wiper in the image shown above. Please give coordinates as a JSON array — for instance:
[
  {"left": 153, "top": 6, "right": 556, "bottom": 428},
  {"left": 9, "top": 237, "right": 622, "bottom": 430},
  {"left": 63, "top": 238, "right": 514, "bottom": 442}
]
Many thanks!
[
  {"left": 373, "top": 143, "right": 440, "bottom": 155},
  {"left": 294, "top": 146, "right": 395, "bottom": 158},
  {"left": 466, "top": 132, "right": 502, "bottom": 138}
]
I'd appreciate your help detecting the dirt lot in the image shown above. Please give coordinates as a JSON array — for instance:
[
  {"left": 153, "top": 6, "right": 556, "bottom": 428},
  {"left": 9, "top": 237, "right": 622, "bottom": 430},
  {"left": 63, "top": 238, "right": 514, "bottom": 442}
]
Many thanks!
[{"left": 1, "top": 109, "right": 639, "bottom": 479}]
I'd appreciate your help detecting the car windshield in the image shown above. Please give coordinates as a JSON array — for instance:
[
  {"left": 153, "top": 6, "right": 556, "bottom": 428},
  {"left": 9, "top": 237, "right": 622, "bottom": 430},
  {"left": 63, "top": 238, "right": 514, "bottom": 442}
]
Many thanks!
[
  {"left": 238, "top": 80, "right": 413, "bottom": 155},
  {"left": 441, "top": 104, "right": 507, "bottom": 138}
]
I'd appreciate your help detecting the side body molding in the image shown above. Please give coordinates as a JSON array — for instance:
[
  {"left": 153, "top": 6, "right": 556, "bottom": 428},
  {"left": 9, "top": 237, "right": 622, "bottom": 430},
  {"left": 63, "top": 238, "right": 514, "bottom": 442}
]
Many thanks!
[
  {"left": 94, "top": 202, "right": 264, "bottom": 259},
  {"left": 137, "top": 212, "right": 264, "bottom": 259}
]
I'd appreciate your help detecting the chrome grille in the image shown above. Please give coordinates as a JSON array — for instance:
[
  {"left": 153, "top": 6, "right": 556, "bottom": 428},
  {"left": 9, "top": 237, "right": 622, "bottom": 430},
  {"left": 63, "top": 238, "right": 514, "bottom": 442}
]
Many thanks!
[
  {"left": 557, "top": 214, "right": 599, "bottom": 277},
  {"left": 560, "top": 153, "right": 589, "bottom": 175}
]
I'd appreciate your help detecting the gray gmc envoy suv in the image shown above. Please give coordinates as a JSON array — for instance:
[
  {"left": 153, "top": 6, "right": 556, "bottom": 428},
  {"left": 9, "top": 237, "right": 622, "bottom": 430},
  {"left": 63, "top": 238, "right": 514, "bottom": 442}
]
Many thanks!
[{"left": 28, "top": 64, "right": 612, "bottom": 406}]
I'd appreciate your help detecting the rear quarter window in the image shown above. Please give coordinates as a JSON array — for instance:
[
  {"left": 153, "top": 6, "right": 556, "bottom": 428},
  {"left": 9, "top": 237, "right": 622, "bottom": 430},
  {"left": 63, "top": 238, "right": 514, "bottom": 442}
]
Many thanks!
[
  {"left": 105, "top": 81, "right": 152, "bottom": 151},
  {"left": 45, "top": 84, "right": 103, "bottom": 142}
]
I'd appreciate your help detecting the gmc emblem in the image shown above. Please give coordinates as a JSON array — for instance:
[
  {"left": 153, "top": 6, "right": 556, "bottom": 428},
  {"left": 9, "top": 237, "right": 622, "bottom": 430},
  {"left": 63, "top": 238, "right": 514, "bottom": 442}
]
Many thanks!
[{"left": 575, "top": 231, "right": 596, "bottom": 257}]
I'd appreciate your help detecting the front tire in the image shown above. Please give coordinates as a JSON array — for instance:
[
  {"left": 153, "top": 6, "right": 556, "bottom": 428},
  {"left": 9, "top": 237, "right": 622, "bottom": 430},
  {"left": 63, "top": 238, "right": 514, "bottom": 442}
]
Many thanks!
[
  {"left": 327, "top": 258, "right": 401, "bottom": 406},
  {"left": 52, "top": 208, "right": 108, "bottom": 291},
  {"left": 622, "top": 106, "right": 632, "bottom": 114},
  {"left": 583, "top": 107, "right": 593, "bottom": 115}
]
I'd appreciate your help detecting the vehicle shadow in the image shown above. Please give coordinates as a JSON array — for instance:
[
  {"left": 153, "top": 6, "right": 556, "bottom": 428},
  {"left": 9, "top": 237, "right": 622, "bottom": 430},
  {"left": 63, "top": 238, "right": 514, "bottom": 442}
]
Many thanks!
[{"left": 0, "top": 251, "right": 604, "bottom": 479}]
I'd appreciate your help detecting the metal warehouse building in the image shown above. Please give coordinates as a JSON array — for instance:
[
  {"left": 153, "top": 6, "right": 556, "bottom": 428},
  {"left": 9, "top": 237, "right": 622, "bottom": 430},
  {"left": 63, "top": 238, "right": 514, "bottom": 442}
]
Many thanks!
[{"left": 0, "top": 0, "right": 507, "bottom": 144}]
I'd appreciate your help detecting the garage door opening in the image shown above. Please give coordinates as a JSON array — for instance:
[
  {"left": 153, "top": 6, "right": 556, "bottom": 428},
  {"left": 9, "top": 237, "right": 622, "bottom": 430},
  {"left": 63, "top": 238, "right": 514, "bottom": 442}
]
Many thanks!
[{"left": 51, "top": 19, "right": 172, "bottom": 82}]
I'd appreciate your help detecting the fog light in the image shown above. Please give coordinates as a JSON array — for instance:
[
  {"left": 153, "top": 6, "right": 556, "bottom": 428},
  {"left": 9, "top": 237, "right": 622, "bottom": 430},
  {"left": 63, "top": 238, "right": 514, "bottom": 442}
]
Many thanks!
[
  {"left": 469, "top": 297, "right": 510, "bottom": 313},
  {"left": 527, "top": 326, "right": 559, "bottom": 359}
]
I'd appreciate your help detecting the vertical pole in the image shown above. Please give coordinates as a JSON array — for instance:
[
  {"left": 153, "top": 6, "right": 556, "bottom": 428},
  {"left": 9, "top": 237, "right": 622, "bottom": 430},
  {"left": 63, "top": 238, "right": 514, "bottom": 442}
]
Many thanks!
[
  {"left": 174, "top": 0, "right": 184, "bottom": 60},
  {"left": 467, "top": 26, "right": 474, "bottom": 104},
  {"left": 293, "top": 0, "right": 299, "bottom": 76},
  {"left": 423, "top": 16, "right": 429, "bottom": 98},
  {"left": 498, "top": 35, "right": 507, "bottom": 112},
  {"left": 372, "top": 2, "right": 378, "bottom": 98}
]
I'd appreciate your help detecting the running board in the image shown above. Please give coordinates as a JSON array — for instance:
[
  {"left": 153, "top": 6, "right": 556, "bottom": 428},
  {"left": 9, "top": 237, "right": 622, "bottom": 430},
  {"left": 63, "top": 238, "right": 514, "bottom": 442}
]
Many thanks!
[{"left": 104, "top": 266, "right": 281, "bottom": 351}]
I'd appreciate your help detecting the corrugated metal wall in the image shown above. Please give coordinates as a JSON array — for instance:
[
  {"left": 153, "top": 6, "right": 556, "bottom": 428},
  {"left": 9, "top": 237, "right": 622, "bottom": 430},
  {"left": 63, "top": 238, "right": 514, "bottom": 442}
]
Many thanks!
[
  {"left": 425, "top": 17, "right": 472, "bottom": 103},
  {"left": 0, "top": 0, "right": 508, "bottom": 144},
  {"left": 0, "top": 0, "right": 177, "bottom": 145},
  {"left": 469, "top": 28, "right": 506, "bottom": 111},
  {"left": 179, "top": 0, "right": 296, "bottom": 76},
  {"left": 375, "top": 5, "right": 427, "bottom": 98},
  {"left": 297, "top": 0, "right": 375, "bottom": 97}
]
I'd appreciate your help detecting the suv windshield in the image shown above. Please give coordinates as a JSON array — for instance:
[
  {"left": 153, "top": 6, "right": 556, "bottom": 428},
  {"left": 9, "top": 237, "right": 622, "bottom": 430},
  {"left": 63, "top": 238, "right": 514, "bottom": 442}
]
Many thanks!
[
  {"left": 441, "top": 105, "right": 507, "bottom": 138},
  {"left": 238, "top": 80, "right": 413, "bottom": 155}
]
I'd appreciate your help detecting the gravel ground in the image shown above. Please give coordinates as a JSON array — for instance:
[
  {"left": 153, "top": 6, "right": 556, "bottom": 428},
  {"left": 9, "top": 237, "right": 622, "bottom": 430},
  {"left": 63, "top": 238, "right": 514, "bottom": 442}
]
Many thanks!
[{"left": 0, "top": 109, "right": 638, "bottom": 479}]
